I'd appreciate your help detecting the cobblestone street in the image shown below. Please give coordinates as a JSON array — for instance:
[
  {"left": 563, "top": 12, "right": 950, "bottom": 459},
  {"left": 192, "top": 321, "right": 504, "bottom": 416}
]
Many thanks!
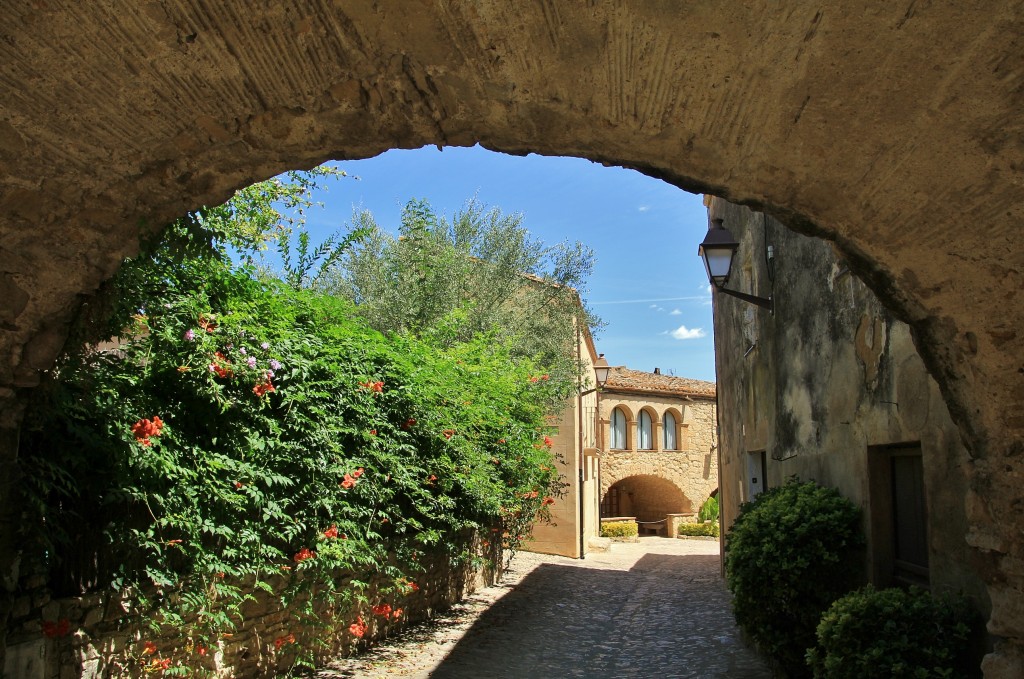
[{"left": 317, "top": 537, "right": 771, "bottom": 679}]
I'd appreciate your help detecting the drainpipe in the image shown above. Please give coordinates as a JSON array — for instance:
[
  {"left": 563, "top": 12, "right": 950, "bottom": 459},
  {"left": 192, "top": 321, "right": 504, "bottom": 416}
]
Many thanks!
[{"left": 576, "top": 322, "right": 586, "bottom": 560}]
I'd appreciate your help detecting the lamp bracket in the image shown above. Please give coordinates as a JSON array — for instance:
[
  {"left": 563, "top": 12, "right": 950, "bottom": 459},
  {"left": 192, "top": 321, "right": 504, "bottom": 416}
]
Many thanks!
[{"left": 714, "top": 284, "right": 774, "bottom": 313}]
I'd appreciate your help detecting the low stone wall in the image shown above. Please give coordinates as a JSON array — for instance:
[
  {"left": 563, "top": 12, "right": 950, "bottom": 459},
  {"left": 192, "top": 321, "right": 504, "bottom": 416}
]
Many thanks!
[
  {"left": 4, "top": 538, "right": 496, "bottom": 678},
  {"left": 666, "top": 513, "right": 697, "bottom": 538}
]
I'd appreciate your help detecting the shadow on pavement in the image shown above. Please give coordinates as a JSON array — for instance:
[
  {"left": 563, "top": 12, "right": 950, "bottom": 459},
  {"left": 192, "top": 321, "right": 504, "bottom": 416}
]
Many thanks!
[{"left": 428, "top": 553, "right": 770, "bottom": 679}]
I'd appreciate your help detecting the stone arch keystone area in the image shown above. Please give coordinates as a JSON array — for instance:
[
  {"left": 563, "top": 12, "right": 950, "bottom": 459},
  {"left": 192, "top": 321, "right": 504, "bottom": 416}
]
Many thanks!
[{"left": 1, "top": 2, "right": 1022, "bottom": 674}]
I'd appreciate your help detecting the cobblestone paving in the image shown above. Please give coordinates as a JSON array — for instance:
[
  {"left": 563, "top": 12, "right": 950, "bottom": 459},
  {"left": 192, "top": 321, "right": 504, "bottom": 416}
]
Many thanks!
[{"left": 317, "top": 537, "right": 771, "bottom": 679}]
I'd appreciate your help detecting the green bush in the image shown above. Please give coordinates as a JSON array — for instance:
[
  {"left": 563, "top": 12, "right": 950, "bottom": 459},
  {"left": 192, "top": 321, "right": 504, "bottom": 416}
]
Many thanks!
[
  {"left": 601, "top": 521, "right": 638, "bottom": 538},
  {"left": 697, "top": 495, "right": 719, "bottom": 523},
  {"left": 724, "top": 479, "right": 864, "bottom": 677},
  {"left": 807, "top": 585, "right": 979, "bottom": 679},
  {"left": 19, "top": 248, "right": 566, "bottom": 664},
  {"left": 678, "top": 522, "right": 719, "bottom": 538}
]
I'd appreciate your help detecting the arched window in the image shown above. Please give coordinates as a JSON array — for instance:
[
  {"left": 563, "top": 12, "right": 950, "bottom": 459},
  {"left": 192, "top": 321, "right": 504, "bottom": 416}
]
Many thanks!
[
  {"left": 610, "top": 407, "right": 627, "bottom": 449},
  {"left": 663, "top": 411, "right": 677, "bottom": 450},
  {"left": 638, "top": 410, "right": 653, "bottom": 450}
]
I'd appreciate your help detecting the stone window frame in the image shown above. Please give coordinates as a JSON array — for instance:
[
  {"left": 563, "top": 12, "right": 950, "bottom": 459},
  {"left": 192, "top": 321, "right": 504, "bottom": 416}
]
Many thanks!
[
  {"left": 662, "top": 408, "right": 681, "bottom": 450},
  {"left": 637, "top": 407, "right": 657, "bottom": 451},
  {"left": 609, "top": 404, "right": 633, "bottom": 450}
]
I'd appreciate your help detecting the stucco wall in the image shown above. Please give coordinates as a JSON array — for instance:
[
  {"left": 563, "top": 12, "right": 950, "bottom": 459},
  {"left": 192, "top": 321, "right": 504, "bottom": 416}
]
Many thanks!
[
  {"left": 598, "top": 392, "right": 718, "bottom": 523},
  {"left": 524, "top": 326, "right": 599, "bottom": 559},
  {"left": 710, "top": 198, "right": 990, "bottom": 621}
]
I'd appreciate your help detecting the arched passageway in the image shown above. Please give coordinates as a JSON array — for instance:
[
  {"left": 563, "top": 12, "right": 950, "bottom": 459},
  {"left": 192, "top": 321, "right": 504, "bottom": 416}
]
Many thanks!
[
  {"left": 602, "top": 474, "right": 691, "bottom": 526},
  {"left": 1, "top": 3, "right": 1023, "bottom": 674}
]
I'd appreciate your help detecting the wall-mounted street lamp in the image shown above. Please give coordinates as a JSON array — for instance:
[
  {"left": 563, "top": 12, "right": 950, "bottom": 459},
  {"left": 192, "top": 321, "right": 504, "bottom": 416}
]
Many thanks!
[
  {"left": 698, "top": 218, "right": 773, "bottom": 313},
  {"left": 593, "top": 353, "right": 611, "bottom": 389}
]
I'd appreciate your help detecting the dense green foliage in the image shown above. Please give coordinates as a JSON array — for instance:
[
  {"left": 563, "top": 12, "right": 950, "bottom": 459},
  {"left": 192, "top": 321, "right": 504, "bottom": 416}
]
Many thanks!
[
  {"left": 807, "top": 586, "right": 979, "bottom": 679},
  {"left": 677, "top": 522, "right": 719, "bottom": 538},
  {"left": 17, "top": 170, "right": 577, "bottom": 672},
  {"left": 697, "top": 495, "right": 719, "bottom": 523},
  {"left": 724, "top": 479, "right": 865, "bottom": 677},
  {"left": 320, "top": 198, "right": 601, "bottom": 390},
  {"left": 600, "top": 521, "right": 638, "bottom": 538}
]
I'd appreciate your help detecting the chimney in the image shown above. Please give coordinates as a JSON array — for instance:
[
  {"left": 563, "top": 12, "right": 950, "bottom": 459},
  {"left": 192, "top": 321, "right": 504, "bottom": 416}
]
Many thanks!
[{"left": 654, "top": 367, "right": 661, "bottom": 375}]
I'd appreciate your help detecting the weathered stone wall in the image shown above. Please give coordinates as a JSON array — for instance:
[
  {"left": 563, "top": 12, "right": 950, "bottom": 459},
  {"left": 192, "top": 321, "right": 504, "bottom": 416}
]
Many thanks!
[
  {"left": 4, "top": 539, "right": 495, "bottom": 678},
  {"left": 710, "top": 198, "right": 992, "bottom": 667},
  {"left": 1, "top": 2, "right": 1023, "bottom": 674},
  {"left": 599, "top": 394, "right": 718, "bottom": 522}
]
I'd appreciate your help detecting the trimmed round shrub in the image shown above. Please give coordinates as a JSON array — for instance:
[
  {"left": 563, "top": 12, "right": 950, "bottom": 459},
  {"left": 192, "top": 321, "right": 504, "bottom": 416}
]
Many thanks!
[
  {"left": 724, "top": 479, "right": 864, "bottom": 677},
  {"left": 807, "top": 585, "right": 979, "bottom": 679},
  {"left": 601, "top": 521, "right": 638, "bottom": 538}
]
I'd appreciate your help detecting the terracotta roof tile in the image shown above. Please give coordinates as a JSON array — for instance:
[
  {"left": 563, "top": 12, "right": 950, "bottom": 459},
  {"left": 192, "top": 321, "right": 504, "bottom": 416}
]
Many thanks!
[{"left": 604, "top": 367, "right": 716, "bottom": 399}]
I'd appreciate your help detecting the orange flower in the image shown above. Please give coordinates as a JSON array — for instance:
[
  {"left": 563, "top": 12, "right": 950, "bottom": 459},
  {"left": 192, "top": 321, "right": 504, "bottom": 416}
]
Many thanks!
[
  {"left": 442, "top": 429, "right": 455, "bottom": 440},
  {"left": 142, "top": 640, "right": 157, "bottom": 655},
  {"left": 543, "top": 436, "right": 553, "bottom": 448},
  {"left": 131, "top": 416, "right": 164, "bottom": 446},
  {"left": 352, "top": 467, "right": 364, "bottom": 479},
  {"left": 369, "top": 429, "right": 377, "bottom": 436},
  {"left": 196, "top": 645, "right": 207, "bottom": 656},
  {"left": 359, "top": 380, "right": 384, "bottom": 393},
  {"left": 210, "top": 351, "right": 233, "bottom": 379},
  {"left": 542, "top": 496, "right": 556, "bottom": 506},
  {"left": 293, "top": 547, "right": 316, "bottom": 563},
  {"left": 323, "top": 524, "right": 339, "bottom": 539},
  {"left": 349, "top": 616, "right": 368, "bottom": 638},
  {"left": 340, "top": 474, "right": 356, "bottom": 489},
  {"left": 529, "top": 376, "right": 539, "bottom": 383},
  {"left": 371, "top": 603, "right": 392, "bottom": 618},
  {"left": 252, "top": 377, "right": 276, "bottom": 397},
  {"left": 273, "top": 633, "right": 296, "bottom": 650},
  {"left": 392, "top": 608, "right": 403, "bottom": 620},
  {"left": 401, "top": 418, "right": 416, "bottom": 430}
]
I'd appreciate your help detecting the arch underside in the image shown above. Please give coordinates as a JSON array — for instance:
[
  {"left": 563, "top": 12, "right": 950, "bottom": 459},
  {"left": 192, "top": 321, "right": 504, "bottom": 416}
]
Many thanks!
[{"left": 1, "top": 2, "right": 1023, "bottom": 673}]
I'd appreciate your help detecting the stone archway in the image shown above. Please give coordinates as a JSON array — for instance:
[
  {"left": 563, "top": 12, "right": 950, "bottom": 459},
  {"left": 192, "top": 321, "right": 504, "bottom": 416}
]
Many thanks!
[
  {"left": 602, "top": 474, "right": 690, "bottom": 526},
  {"left": 2, "top": 3, "right": 1023, "bottom": 674}
]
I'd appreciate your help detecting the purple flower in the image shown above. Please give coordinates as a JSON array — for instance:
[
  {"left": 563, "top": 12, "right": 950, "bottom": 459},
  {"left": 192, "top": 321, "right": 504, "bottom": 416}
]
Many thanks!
[
  {"left": 239, "top": 347, "right": 247, "bottom": 356},
  {"left": 247, "top": 356, "right": 257, "bottom": 369},
  {"left": 267, "top": 370, "right": 275, "bottom": 379},
  {"left": 270, "top": 359, "right": 282, "bottom": 371},
  {"left": 184, "top": 329, "right": 196, "bottom": 341},
  {"left": 260, "top": 342, "right": 270, "bottom": 351}
]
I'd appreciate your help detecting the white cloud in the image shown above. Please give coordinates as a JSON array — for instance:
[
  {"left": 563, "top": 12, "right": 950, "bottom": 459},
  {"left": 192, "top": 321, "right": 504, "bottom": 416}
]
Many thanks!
[
  {"left": 670, "top": 325, "right": 706, "bottom": 340},
  {"left": 638, "top": 205, "right": 651, "bottom": 212},
  {"left": 669, "top": 308, "right": 682, "bottom": 316},
  {"left": 649, "top": 303, "right": 658, "bottom": 309}
]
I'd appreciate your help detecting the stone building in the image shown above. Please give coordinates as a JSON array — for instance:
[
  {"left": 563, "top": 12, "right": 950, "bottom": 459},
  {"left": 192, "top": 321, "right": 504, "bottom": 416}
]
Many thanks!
[
  {"left": 3, "top": 5, "right": 1024, "bottom": 674},
  {"left": 597, "top": 367, "right": 718, "bottom": 536},
  {"left": 707, "top": 197, "right": 990, "bottom": 631}
]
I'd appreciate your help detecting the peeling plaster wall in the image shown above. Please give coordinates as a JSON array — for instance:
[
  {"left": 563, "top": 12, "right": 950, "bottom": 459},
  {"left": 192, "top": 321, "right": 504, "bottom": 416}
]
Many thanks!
[{"left": 711, "top": 198, "right": 991, "bottom": 660}]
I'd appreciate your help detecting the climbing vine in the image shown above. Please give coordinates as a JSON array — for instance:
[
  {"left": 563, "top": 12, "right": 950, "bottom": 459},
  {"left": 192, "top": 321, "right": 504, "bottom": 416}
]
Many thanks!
[{"left": 17, "top": 172, "right": 575, "bottom": 674}]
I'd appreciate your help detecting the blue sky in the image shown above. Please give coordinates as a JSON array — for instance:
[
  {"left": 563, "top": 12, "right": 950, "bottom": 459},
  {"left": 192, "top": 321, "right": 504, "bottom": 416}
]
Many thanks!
[{"left": 297, "top": 145, "right": 716, "bottom": 382}]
